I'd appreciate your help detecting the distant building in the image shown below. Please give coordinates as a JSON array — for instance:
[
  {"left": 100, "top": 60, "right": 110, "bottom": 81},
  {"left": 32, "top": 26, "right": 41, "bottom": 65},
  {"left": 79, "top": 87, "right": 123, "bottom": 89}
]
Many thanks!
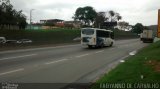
[
  {"left": 64, "top": 21, "right": 81, "bottom": 28},
  {"left": 40, "top": 19, "right": 64, "bottom": 25},
  {"left": 39, "top": 19, "right": 64, "bottom": 29},
  {"left": 26, "top": 19, "right": 82, "bottom": 30}
]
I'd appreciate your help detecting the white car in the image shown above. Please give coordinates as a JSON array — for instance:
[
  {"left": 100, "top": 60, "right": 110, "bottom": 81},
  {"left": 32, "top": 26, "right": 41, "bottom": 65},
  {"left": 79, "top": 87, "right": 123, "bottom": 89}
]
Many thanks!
[
  {"left": 0, "top": 37, "right": 6, "bottom": 43},
  {"left": 73, "top": 37, "right": 81, "bottom": 41},
  {"left": 17, "top": 39, "right": 32, "bottom": 44},
  {"left": 6, "top": 40, "right": 18, "bottom": 43}
]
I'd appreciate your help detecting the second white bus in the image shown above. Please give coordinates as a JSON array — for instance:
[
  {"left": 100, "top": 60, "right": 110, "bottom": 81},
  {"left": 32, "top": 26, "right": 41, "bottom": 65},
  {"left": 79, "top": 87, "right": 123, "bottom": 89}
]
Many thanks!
[{"left": 81, "top": 28, "right": 114, "bottom": 48}]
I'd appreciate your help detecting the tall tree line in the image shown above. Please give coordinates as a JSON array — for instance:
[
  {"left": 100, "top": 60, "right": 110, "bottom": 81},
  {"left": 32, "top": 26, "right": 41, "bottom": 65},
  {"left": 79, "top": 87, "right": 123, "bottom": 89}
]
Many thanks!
[
  {"left": 0, "top": 0, "right": 27, "bottom": 29},
  {"left": 73, "top": 6, "right": 122, "bottom": 28}
]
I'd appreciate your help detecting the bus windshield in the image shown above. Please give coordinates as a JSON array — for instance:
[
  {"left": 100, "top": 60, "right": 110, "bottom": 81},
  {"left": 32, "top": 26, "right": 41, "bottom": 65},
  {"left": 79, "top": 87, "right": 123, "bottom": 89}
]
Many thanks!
[{"left": 82, "top": 29, "right": 94, "bottom": 35}]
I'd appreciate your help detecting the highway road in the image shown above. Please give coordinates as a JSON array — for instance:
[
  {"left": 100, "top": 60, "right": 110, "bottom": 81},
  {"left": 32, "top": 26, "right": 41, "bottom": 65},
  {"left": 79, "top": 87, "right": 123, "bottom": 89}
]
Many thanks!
[{"left": 0, "top": 39, "right": 148, "bottom": 88}]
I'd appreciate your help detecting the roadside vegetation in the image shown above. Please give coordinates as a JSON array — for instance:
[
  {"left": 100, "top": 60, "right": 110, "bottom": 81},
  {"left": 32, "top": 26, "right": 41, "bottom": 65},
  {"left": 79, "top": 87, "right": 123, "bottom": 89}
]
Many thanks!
[
  {"left": 0, "top": 0, "right": 27, "bottom": 30},
  {"left": 113, "top": 28, "right": 138, "bottom": 40},
  {"left": 92, "top": 41, "right": 160, "bottom": 89},
  {"left": 0, "top": 28, "right": 137, "bottom": 44},
  {"left": 0, "top": 28, "right": 80, "bottom": 45},
  {"left": 0, "top": 28, "right": 138, "bottom": 51}
]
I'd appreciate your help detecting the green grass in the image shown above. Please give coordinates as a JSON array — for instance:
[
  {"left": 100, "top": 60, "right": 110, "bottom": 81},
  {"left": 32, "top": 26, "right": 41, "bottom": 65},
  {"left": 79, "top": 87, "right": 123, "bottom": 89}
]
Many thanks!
[
  {"left": 113, "top": 29, "right": 138, "bottom": 40},
  {"left": 92, "top": 41, "right": 160, "bottom": 89}
]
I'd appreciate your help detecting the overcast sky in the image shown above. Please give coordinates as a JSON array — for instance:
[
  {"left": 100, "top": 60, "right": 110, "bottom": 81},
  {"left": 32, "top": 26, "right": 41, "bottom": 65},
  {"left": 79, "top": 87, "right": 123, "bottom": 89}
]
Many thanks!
[{"left": 11, "top": 0, "right": 160, "bottom": 26}]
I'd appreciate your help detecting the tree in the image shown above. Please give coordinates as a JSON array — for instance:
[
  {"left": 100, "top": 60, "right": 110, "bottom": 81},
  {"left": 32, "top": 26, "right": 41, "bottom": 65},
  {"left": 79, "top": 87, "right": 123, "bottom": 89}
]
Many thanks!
[
  {"left": 108, "top": 10, "right": 122, "bottom": 22},
  {"left": 118, "top": 21, "right": 129, "bottom": 30},
  {"left": 132, "top": 23, "right": 144, "bottom": 34},
  {"left": 0, "top": 0, "right": 27, "bottom": 29},
  {"left": 73, "top": 6, "right": 97, "bottom": 26},
  {"left": 94, "top": 11, "right": 122, "bottom": 28},
  {"left": 94, "top": 12, "right": 108, "bottom": 28},
  {"left": 109, "top": 10, "right": 115, "bottom": 22}
]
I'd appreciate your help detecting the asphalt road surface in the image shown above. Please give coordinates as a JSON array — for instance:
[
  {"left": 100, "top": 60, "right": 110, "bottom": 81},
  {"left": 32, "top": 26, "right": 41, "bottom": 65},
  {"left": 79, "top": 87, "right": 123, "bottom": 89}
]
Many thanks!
[{"left": 0, "top": 39, "right": 148, "bottom": 88}]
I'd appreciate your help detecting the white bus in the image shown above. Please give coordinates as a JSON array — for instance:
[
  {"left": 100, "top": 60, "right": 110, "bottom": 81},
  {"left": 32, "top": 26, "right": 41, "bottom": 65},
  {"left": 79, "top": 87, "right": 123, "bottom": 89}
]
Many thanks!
[{"left": 81, "top": 28, "right": 114, "bottom": 48}]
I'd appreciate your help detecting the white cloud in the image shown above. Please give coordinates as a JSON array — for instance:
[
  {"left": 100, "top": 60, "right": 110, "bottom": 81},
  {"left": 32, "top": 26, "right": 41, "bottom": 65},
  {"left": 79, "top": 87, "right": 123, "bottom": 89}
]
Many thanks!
[{"left": 10, "top": 0, "right": 160, "bottom": 26}]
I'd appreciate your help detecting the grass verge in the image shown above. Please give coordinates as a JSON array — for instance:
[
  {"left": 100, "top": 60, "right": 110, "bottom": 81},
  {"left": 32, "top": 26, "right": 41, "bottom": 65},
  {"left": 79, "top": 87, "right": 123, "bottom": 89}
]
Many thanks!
[{"left": 92, "top": 41, "right": 160, "bottom": 89}]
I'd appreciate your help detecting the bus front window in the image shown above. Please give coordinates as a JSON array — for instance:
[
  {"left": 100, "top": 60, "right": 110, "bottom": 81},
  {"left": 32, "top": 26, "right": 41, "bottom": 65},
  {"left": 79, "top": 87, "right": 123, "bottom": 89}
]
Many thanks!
[{"left": 82, "top": 29, "right": 94, "bottom": 35}]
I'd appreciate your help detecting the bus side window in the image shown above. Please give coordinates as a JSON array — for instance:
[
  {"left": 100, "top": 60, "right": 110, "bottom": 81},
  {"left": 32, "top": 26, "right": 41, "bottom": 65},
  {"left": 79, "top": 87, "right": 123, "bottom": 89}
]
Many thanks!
[
  {"left": 97, "top": 30, "right": 110, "bottom": 38},
  {"left": 111, "top": 32, "right": 114, "bottom": 39},
  {"left": 105, "top": 32, "right": 109, "bottom": 38}
]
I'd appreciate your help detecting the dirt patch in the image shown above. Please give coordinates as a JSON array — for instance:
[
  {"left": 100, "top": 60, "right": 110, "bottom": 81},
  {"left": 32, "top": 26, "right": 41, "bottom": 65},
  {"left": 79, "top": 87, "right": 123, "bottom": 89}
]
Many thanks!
[{"left": 146, "top": 60, "right": 160, "bottom": 72}]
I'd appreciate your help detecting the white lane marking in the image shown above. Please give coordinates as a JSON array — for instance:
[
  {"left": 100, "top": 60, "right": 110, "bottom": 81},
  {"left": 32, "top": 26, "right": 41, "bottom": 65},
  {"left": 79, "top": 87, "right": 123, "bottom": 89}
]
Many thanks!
[
  {"left": 118, "top": 43, "right": 139, "bottom": 48},
  {"left": 120, "top": 60, "right": 125, "bottom": 63},
  {"left": 129, "top": 50, "right": 137, "bottom": 56},
  {"left": 0, "top": 68, "right": 24, "bottom": 76},
  {"left": 120, "top": 55, "right": 130, "bottom": 59},
  {"left": 109, "top": 48, "right": 115, "bottom": 50},
  {"left": 0, "top": 54, "right": 37, "bottom": 61},
  {"left": 76, "top": 54, "right": 89, "bottom": 58},
  {"left": 119, "top": 55, "right": 130, "bottom": 63},
  {"left": 45, "top": 59, "right": 68, "bottom": 65},
  {"left": 0, "top": 44, "right": 79, "bottom": 54},
  {"left": 95, "top": 50, "right": 104, "bottom": 54},
  {"left": 46, "top": 53, "right": 91, "bottom": 65}
]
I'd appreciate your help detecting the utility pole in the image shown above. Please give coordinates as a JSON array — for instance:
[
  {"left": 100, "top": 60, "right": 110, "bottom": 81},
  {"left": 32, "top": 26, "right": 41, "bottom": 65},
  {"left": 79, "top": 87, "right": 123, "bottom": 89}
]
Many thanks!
[{"left": 30, "top": 9, "right": 35, "bottom": 30}]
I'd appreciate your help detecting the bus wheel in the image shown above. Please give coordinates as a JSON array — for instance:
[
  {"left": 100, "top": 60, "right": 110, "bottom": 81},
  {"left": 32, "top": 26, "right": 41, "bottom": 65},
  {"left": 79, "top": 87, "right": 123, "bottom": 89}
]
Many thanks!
[
  {"left": 150, "top": 39, "right": 154, "bottom": 43},
  {"left": 110, "top": 42, "right": 113, "bottom": 47},
  {"left": 88, "top": 45, "right": 92, "bottom": 49},
  {"left": 100, "top": 43, "right": 104, "bottom": 48}
]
